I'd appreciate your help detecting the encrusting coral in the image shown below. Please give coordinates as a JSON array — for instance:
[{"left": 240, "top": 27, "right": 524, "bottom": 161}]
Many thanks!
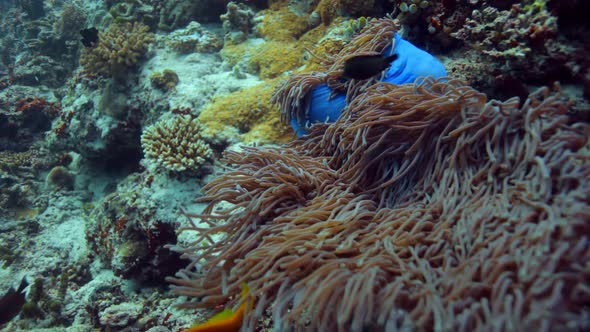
[
  {"left": 79, "top": 22, "right": 155, "bottom": 78},
  {"left": 197, "top": 81, "right": 293, "bottom": 144},
  {"left": 141, "top": 115, "right": 212, "bottom": 173},
  {"left": 168, "top": 78, "right": 590, "bottom": 331},
  {"left": 150, "top": 69, "right": 179, "bottom": 91}
]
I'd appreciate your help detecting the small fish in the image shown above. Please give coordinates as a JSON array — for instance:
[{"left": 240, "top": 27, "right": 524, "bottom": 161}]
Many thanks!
[
  {"left": 342, "top": 53, "right": 398, "bottom": 80},
  {"left": 0, "top": 278, "right": 28, "bottom": 326},
  {"left": 80, "top": 27, "right": 99, "bottom": 48},
  {"left": 184, "top": 282, "right": 251, "bottom": 332}
]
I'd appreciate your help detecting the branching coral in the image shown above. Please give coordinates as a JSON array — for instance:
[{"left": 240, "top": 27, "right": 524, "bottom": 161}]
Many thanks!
[
  {"left": 79, "top": 22, "right": 154, "bottom": 78},
  {"left": 452, "top": 3, "right": 557, "bottom": 59},
  {"left": 168, "top": 78, "right": 590, "bottom": 331},
  {"left": 141, "top": 115, "right": 212, "bottom": 173}
]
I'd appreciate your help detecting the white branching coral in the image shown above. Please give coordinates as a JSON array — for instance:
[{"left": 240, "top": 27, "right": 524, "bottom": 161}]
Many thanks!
[{"left": 141, "top": 115, "right": 213, "bottom": 172}]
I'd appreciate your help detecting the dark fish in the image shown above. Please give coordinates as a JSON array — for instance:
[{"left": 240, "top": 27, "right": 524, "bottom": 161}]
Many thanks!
[
  {"left": 342, "top": 54, "right": 398, "bottom": 80},
  {"left": 80, "top": 27, "right": 99, "bottom": 48},
  {"left": 0, "top": 278, "right": 28, "bottom": 326}
]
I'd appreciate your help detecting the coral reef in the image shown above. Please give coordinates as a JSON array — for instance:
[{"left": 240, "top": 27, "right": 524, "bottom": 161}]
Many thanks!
[
  {"left": 314, "top": 0, "right": 342, "bottom": 26},
  {"left": 220, "top": 1, "right": 255, "bottom": 44},
  {"left": 46, "top": 73, "right": 145, "bottom": 163},
  {"left": 79, "top": 22, "right": 155, "bottom": 78},
  {"left": 3, "top": 4, "right": 87, "bottom": 87},
  {"left": 150, "top": 69, "right": 179, "bottom": 91},
  {"left": 221, "top": 4, "right": 327, "bottom": 79},
  {"left": 45, "top": 165, "right": 75, "bottom": 191},
  {"left": 108, "top": 0, "right": 159, "bottom": 26},
  {"left": 165, "top": 21, "right": 223, "bottom": 54},
  {"left": 392, "top": 0, "right": 470, "bottom": 50},
  {"left": 248, "top": 41, "right": 304, "bottom": 79},
  {"left": 453, "top": 4, "right": 556, "bottom": 60},
  {"left": 54, "top": 4, "right": 88, "bottom": 39},
  {"left": 156, "top": 0, "right": 221, "bottom": 31},
  {"left": 169, "top": 78, "right": 590, "bottom": 331},
  {"left": 0, "top": 148, "right": 68, "bottom": 216},
  {"left": 197, "top": 81, "right": 293, "bottom": 144},
  {"left": 0, "top": 89, "right": 59, "bottom": 151},
  {"left": 141, "top": 115, "right": 213, "bottom": 173},
  {"left": 19, "top": 264, "right": 91, "bottom": 324},
  {"left": 85, "top": 172, "right": 185, "bottom": 283},
  {"left": 446, "top": 0, "right": 586, "bottom": 101},
  {"left": 389, "top": 0, "right": 589, "bottom": 103},
  {"left": 255, "top": 4, "right": 310, "bottom": 42},
  {"left": 106, "top": 0, "right": 229, "bottom": 30},
  {"left": 12, "top": 56, "right": 70, "bottom": 88}
]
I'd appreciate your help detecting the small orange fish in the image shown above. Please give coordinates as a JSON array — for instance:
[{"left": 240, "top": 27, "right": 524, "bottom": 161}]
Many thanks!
[{"left": 184, "top": 283, "right": 251, "bottom": 332}]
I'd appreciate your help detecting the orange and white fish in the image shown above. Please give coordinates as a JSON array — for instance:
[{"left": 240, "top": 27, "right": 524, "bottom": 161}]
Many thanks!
[{"left": 183, "top": 283, "right": 251, "bottom": 332}]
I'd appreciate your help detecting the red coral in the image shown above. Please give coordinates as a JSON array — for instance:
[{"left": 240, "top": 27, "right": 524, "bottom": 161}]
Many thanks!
[{"left": 15, "top": 97, "right": 61, "bottom": 117}]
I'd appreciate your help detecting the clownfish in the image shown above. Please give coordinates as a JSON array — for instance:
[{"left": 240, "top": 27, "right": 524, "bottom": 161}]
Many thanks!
[{"left": 183, "top": 283, "right": 251, "bottom": 332}]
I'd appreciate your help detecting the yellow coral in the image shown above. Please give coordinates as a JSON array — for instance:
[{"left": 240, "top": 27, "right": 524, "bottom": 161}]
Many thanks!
[
  {"left": 198, "top": 81, "right": 293, "bottom": 144},
  {"left": 80, "top": 22, "right": 154, "bottom": 77},
  {"left": 249, "top": 41, "right": 304, "bottom": 79},
  {"left": 219, "top": 41, "right": 251, "bottom": 69},
  {"left": 256, "top": 5, "right": 309, "bottom": 42},
  {"left": 212, "top": 3, "right": 339, "bottom": 140},
  {"left": 315, "top": 0, "right": 342, "bottom": 26},
  {"left": 141, "top": 115, "right": 212, "bottom": 172}
]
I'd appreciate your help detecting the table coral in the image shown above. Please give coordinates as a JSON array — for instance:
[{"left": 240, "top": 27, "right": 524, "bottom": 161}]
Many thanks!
[
  {"left": 79, "top": 22, "right": 155, "bottom": 78},
  {"left": 141, "top": 115, "right": 212, "bottom": 173}
]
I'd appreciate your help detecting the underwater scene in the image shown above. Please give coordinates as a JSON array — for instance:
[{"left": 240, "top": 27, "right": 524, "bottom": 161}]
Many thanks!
[{"left": 0, "top": 0, "right": 589, "bottom": 331}]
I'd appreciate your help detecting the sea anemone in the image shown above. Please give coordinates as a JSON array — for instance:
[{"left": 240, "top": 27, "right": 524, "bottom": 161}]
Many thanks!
[{"left": 168, "top": 78, "right": 590, "bottom": 331}]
